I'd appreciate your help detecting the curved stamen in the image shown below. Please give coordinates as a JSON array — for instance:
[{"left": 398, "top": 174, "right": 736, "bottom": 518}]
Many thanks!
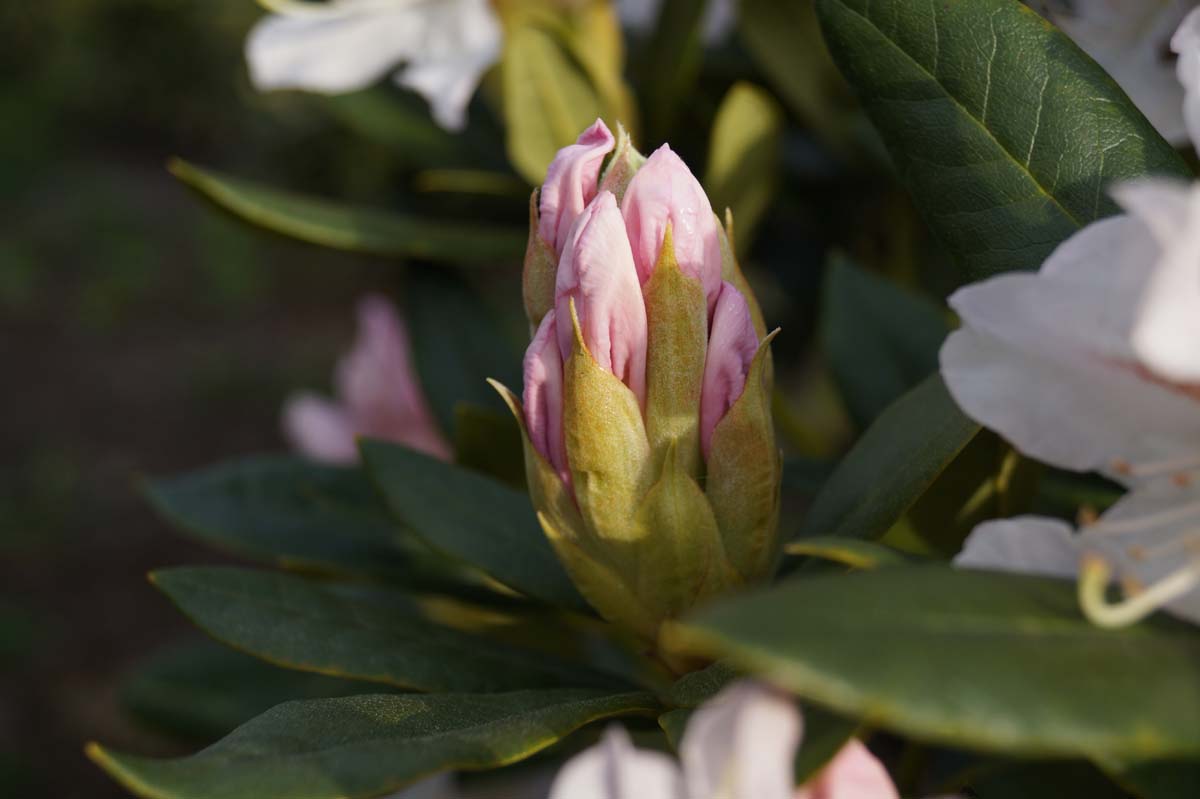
[{"left": 1078, "top": 553, "right": 1200, "bottom": 628}]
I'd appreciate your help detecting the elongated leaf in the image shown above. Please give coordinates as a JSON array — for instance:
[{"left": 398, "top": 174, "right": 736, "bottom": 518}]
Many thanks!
[
  {"left": 783, "top": 536, "right": 910, "bottom": 570},
  {"left": 153, "top": 567, "right": 622, "bottom": 693},
  {"left": 123, "top": 639, "right": 383, "bottom": 743},
  {"left": 705, "top": 82, "right": 785, "bottom": 252},
  {"left": 404, "top": 269, "right": 523, "bottom": 436},
  {"left": 169, "top": 160, "right": 525, "bottom": 264},
  {"left": 1099, "top": 757, "right": 1200, "bottom": 799},
  {"left": 821, "top": 255, "right": 947, "bottom": 428},
  {"left": 90, "top": 689, "right": 659, "bottom": 799},
  {"left": 816, "top": 0, "right": 1190, "bottom": 280},
  {"left": 144, "top": 457, "right": 414, "bottom": 580},
  {"left": 795, "top": 373, "right": 979, "bottom": 542},
  {"left": 359, "top": 440, "right": 588, "bottom": 611},
  {"left": 670, "top": 565, "right": 1200, "bottom": 759}
]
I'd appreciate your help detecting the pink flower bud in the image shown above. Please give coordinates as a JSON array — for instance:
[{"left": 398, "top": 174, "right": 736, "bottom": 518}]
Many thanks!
[
  {"left": 793, "top": 739, "right": 899, "bottom": 799},
  {"left": 621, "top": 144, "right": 723, "bottom": 309},
  {"left": 555, "top": 191, "right": 648, "bottom": 404},
  {"left": 700, "top": 281, "right": 759, "bottom": 458},
  {"left": 539, "top": 119, "right": 616, "bottom": 256},
  {"left": 283, "top": 294, "right": 451, "bottom": 463},
  {"left": 523, "top": 310, "right": 569, "bottom": 484}
]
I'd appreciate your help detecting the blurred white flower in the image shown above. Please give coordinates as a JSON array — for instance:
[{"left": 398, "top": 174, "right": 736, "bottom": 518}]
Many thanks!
[
  {"left": 615, "top": 0, "right": 737, "bottom": 44},
  {"left": 943, "top": 54, "right": 1200, "bottom": 625},
  {"left": 548, "top": 680, "right": 901, "bottom": 799},
  {"left": 1031, "top": 0, "right": 1197, "bottom": 145},
  {"left": 245, "top": 0, "right": 503, "bottom": 131},
  {"left": 283, "top": 293, "right": 451, "bottom": 464}
]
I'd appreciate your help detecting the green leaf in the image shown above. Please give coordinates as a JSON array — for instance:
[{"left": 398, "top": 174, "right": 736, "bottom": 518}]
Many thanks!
[
  {"left": 152, "top": 567, "right": 623, "bottom": 693},
  {"left": 321, "top": 89, "right": 469, "bottom": 169},
  {"left": 637, "top": 0, "right": 705, "bottom": 141},
  {"left": 739, "top": 0, "right": 856, "bottom": 154},
  {"left": 122, "top": 639, "right": 382, "bottom": 743},
  {"left": 404, "top": 269, "right": 523, "bottom": 437},
  {"left": 90, "top": 689, "right": 660, "bottom": 799},
  {"left": 658, "top": 708, "right": 691, "bottom": 750},
  {"left": 144, "top": 456, "right": 415, "bottom": 580},
  {"left": 452, "top": 402, "right": 526, "bottom": 488},
  {"left": 705, "top": 82, "right": 785, "bottom": 253},
  {"left": 795, "top": 373, "right": 979, "bottom": 542},
  {"left": 499, "top": 3, "right": 629, "bottom": 185},
  {"left": 821, "top": 255, "right": 947, "bottom": 429},
  {"left": 1099, "top": 757, "right": 1200, "bottom": 799},
  {"left": 670, "top": 565, "right": 1200, "bottom": 759},
  {"left": 815, "top": 0, "right": 1191, "bottom": 281},
  {"left": 169, "top": 159, "right": 525, "bottom": 264},
  {"left": 783, "top": 536, "right": 911, "bottom": 570},
  {"left": 359, "top": 440, "right": 588, "bottom": 611}
]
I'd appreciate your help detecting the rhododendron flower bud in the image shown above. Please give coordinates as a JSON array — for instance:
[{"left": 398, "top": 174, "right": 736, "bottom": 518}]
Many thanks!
[
  {"left": 495, "top": 123, "right": 781, "bottom": 649},
  {"left": 622, "top": 144, "right": 724, "bottom": 311},
  {"left": 283, "top": 295, "right": 450, "bottom": 464}
]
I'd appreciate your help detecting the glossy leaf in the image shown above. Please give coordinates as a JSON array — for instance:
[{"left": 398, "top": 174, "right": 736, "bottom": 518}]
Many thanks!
[
  {"left": 359, "top": 440, "right": 588, "bottom": 611},
  {"left": 122, "top": 639, "right": 383, "bottom": 743},
  {"left": 821, "top": 255, "right": 947, "bottom": 428},
  {"left": 144, "top": 456, "right": 415, "bottom": 580},
  {"left": 795, "top": 374, "right": 979, "bottom": 542},
  {"left": 671, "top": 565, "right": 1200, "bottom": 759},
  {"left": 816, "top": 0, "right": 1191, "bottom": 280},
  {"left": 783, "top": 536, "right": 910, "bottom": 570},
  {"left": 452, "top": 402, "right": 526, "bottom": 488},
  {"left": 152, "top": 567, "right": 621, "bottom": 692},
  {"left": 404, "top": 269, "right": 523, "bottom": 437},
  {"left": 705, "top": 82, "right": 785, "bottom": 253},
  {"left": 169, "top": 159, "right": 525, "bottom": 264},
  {"left": 89, "top": 689, "right": 659, "bottom": 799}
]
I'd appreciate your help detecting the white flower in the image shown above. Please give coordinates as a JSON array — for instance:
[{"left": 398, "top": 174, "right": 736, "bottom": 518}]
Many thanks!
[
  {"left": 1031, "top": 0, "right": 1197, "bottom": 145},
  {"left": 245, "top": 0, "right": 502, "bottom": 131},
  {"left": 548, "top": 680, "right": 901, "bottom": 799},
  {"left": 942, "top": 11, "right": 1200, "bottom": 625}
]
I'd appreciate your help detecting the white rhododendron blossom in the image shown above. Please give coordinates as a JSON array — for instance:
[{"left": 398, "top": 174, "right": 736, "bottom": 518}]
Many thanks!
[
  {"left": 548, "top": 680, "right": 902, "bottom": 799},
  {"left": 1030, "top": 0, "right": 1197, "bottom": 145},
  {"left": 245, "top": 0, "right": 502, "bottom": 131},
  {"left": 944, "top": 9, "right": 1200, "bottom": 626},
  {"left": 245, "top": 0, "right": 741, "bottom": 133}
]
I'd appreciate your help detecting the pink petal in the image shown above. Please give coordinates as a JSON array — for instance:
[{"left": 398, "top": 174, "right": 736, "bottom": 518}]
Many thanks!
[
  {"left": 555, "top": 191, "right": 648, "bottom": 404},
  {"left": 539, "top": 119, "right": 616, "bottom": 256},
  {"left": 621, "top": 144, "right": 722, "bottom": 310},
  {"left": 795, "top": 739, "right": 899, "bottom": 799},
  {"left": 523, "top": 310, "right": 569, "bottom": 484},
  {"left": 281, "top": 393, "right": 359, "bottom": 464},
  {"left": 549, "top": 725, "right": 684, "bottom": 799},
  {"left": 700, "top": 281, "right": 759, "bottom": 459},
  {"left": 338, "top": 294, "right": 451, "bottom": 460}
]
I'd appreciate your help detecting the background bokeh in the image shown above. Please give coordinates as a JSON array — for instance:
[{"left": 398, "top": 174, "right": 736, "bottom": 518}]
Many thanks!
[{"left": 1, "top": 3, "right": 410, "bottom": 794}]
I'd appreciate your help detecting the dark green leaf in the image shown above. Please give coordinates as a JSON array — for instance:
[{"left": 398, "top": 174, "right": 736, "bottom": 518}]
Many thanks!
[
  {"left": 405, "top": 269, "right": 523, "bottom": 437},
  {"left": 783, "top": 536, "right": 911, "bottom": 570},
  {"left": 169, "top": 159, "right": 525, "bottom": 264},
  {"left": 359, "top": 440, "right": 588, "bottom": 611},
  {"left": 821, "top": 255, "right": 947, "bottom": 428},
  {"left": 152, "top": 567, "right": 619, "bottom": 693},
  {"left": 122, "top": 639, "right": 383, "bottom": 743},
  {"left": 795, "top": 374, "right": 979, "bottom": 542},
  {"left": 453, "top": 402, "right": 526, "bottom": 489},
  {"left": 969, "top": 761, "right": 1129, "bottom": 799},
  {"left": 671, "top": 565, "right": 1200, "bottom": 759},
  {"left": 658, "top": 708, "right": 691, "bottom": 750},
  {"left": 1099, "top": 757, "right": 1200, "bottom": 799},
  {"left": 144, "top": 456, "right": 414, "bottom": 580},
  {"left": 90, "top": 689, "right": 660, "bottom": 799},
  {"left": 816, "top": 0, "right": 1191, "bottom": 280},
  {"left": 667, "top": 661, "right": 740, "bottom": 708},
  {"left": 792, "top": 706, "right": 860, "bottom": 784},
  {"left": 638, "top": 0, "right": 705, "bottom": 141}
]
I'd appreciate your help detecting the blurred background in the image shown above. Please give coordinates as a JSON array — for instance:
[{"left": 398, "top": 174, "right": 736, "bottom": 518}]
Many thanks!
[
  {"left": 0, "top": 3, "right": 418, "bottom": 794},
  {"left": 0, "top": 1, "right": 941, "bottom": 795}
]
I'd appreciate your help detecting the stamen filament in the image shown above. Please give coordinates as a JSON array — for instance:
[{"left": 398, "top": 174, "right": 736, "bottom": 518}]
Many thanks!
[
  {"left": 1078, "top": 553, "right": 1200, "bottom": 628},
  {"left": 1112, "top": 454, "right": 1200, "bottom": 480}
]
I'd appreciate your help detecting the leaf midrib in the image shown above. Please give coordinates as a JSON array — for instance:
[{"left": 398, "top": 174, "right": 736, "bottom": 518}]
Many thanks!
[{"left": 832, "top": 0, "right": 1086, "bottom": 228}]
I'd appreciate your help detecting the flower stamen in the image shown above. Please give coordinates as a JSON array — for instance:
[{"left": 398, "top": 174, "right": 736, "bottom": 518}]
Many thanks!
[
  {"left": 1078, "top": 553, "right": 1200, "bottom": 628},
  {"left": 1110, "top": 454, "right": 1200, "bottom": 481},
  {"left": 1082, "top": 498, "right": 1200, "bottom": 536}
]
